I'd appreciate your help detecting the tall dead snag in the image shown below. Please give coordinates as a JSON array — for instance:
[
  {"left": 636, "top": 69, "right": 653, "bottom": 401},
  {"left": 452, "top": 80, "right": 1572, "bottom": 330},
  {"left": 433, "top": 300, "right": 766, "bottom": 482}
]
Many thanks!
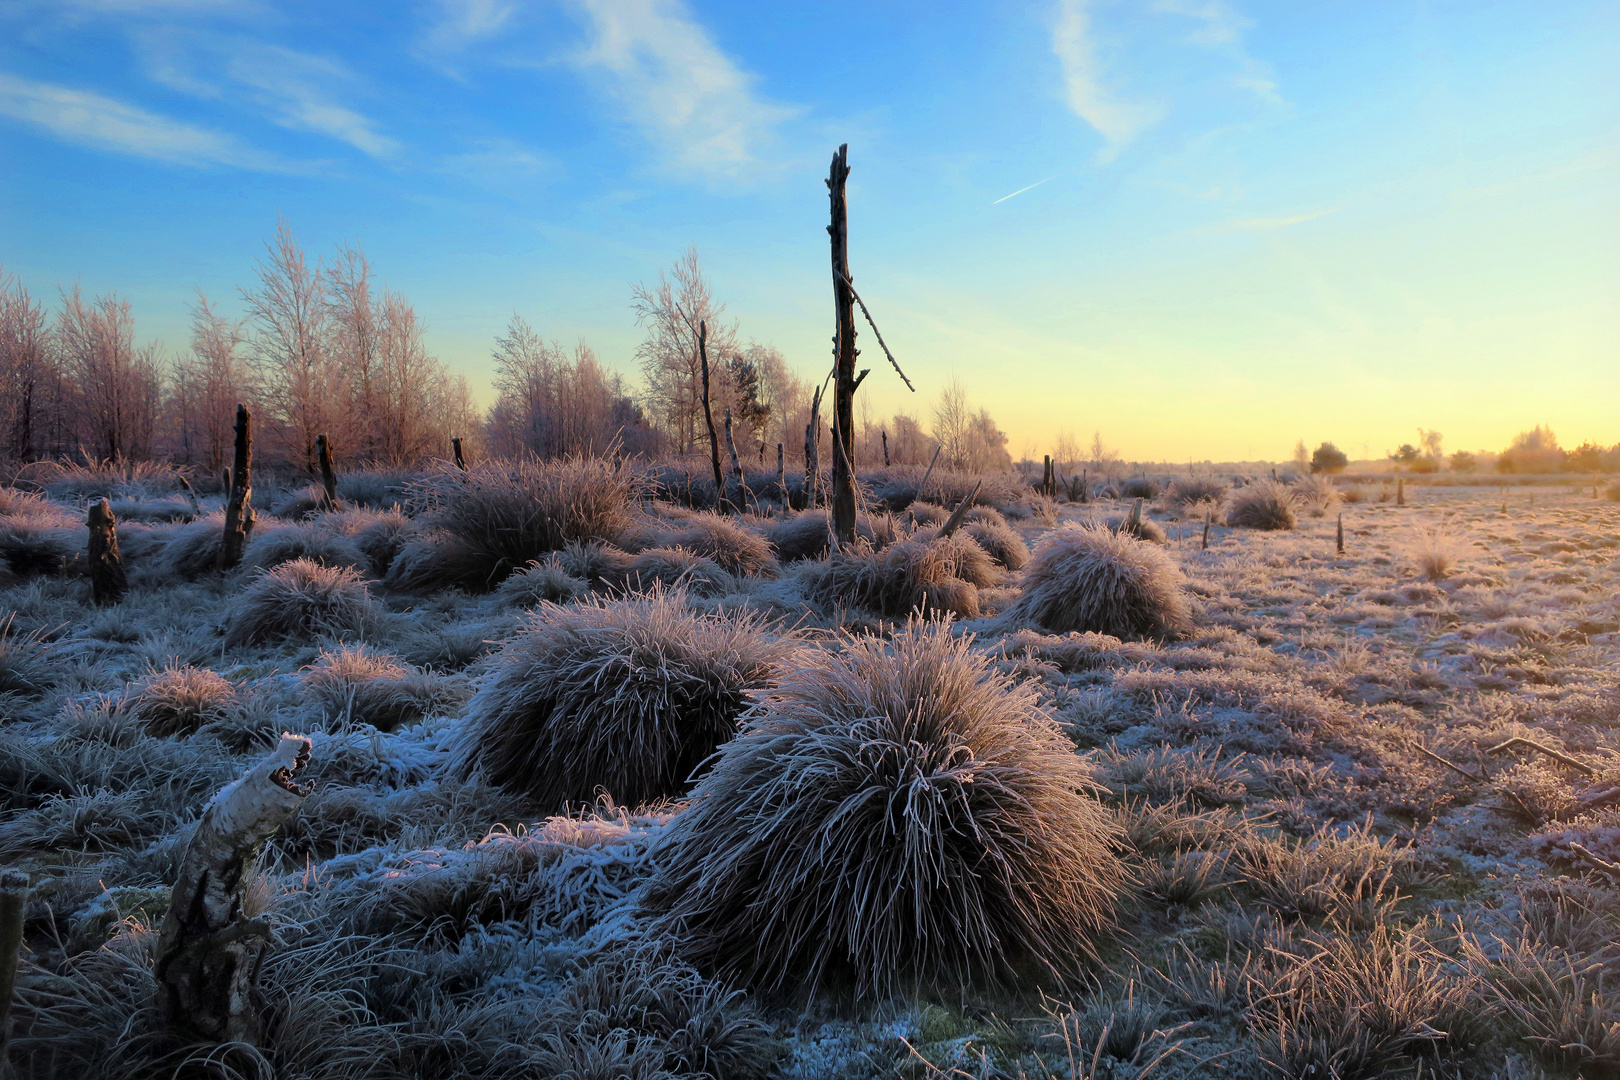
[
  {"left": 155, "top": 734, "right": 313, "bottom": 1045},
  {"left": 452, "top": 437, "right": 468, "bottom": 471},
  {"left": 804, "top": 384, "right": 822, "bottom": 509},
  {"left": 86, "top": 498, "right": 126, "bottom": 606},
  {"left": 0, "top": 870, "right": 26, "bottom": 1069},
  {"left": 827, "top": 144, "right": 859, "bottom": 544},
  {"left": 315, "top": 433, "right": 337, "bottom": 510},
  {"left": 697, "top": 321, "right": 725, "bottom": 508},
  {"left": 881, "top": 430, "right": 890, "bottom": 467},
  {"left": 217, "top": 404, "right": 254, "bottom": 572},
  {"left": 777, "top": 443, "right": 787, "bottom": 505}
]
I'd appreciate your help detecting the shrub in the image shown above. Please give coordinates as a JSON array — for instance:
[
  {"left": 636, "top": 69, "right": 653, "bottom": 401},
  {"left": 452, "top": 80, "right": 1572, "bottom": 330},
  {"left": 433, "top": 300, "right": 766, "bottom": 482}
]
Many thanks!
[
  {"left": 964, "top": 520, "right": 1030, "bottom": 570},
  {"left": 1009, "top": 524, "right": 1192, "bottom": 640},
  {"left": 223, "top": 559, "right": 377, "bottom": 648},
  {"left": 446, "top": 590, "right": 790, "bottom": 811},
  {"left": 643, "top": 622, "right": 1126, "bottom": 996},
  {"left": 1227, "top": 480, "right": 1298, "bottom": 530},
  {"left": 806, "top": 533, "right": 988, "bottom": 619},
  {"left": 130, "top": 664, "right": 236, "bottom": 737},
  {"left": 242, "top": 523, "right": 366, "bottom": 574},
  {"left": 410, "top": 457, "right": 644, "bottom": 590}
]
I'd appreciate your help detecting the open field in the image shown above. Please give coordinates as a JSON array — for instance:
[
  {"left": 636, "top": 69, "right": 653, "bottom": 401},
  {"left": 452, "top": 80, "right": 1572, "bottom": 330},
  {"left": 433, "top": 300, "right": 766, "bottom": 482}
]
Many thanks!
[{"left": 2, "top": 467, "right": 1618, "bottom": 1079}]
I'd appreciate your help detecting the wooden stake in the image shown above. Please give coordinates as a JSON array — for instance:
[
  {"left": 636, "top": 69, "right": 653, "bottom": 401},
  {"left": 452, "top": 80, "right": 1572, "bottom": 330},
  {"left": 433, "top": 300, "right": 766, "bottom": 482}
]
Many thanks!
[
  {"left": 0, "top": 870, "right": 26, "bottom": 1070},
  {"left": 827, "top": 144, "right": 859, "bottom": 545},
  {"left": 155, "top": 735, "right": 312, "bottom": 1045},
  {"left": 938, "top": 480, "right": 982, "bottom": 539},
  {"left": 177, "top": 474, "right": 202, "bottom": 519},
  {"left": 777, "top": 442, "right": 787, "bottom": 504},
  {"left": 882, "top": 429, "right": 890, "bottom": 467},
  {"left": 804, "top": 384, "right": 822, "bottom": 509},
  {"left": 1397, "top": 478, "right": 1405, "bottom": 506},
  {"left": 1201, "top": 510, "right": 1211, "bottom": 551},
  {"left": 315, "top": 433, "right": 337, "bottom": 510},
  {"left": 916, "top": 444, "right": 942, "bottom": 506},
  {"left": 452, "top": 437, "right": 467, "bottom": 471},
  {"left": 87, "top": 498, "right": 126, "bottom": 606},
  {"left": 217, "top": 404, "right": 253, "bottom": 572},
  {"left": 1336, "top": 512, "right": 1345, "bottom": 555}
]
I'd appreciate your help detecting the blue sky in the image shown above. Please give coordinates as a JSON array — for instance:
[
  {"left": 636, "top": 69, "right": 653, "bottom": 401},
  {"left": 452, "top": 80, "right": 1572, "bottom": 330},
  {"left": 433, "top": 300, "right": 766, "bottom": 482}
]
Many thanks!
[{"left": 1, "top": 0, "right": 1616, "bottom": 462}]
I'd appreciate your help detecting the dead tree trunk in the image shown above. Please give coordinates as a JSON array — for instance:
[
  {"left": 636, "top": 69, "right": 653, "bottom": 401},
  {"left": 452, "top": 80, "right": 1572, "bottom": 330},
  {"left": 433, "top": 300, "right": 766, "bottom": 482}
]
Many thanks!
[
  {"left": 777, "top": 443, "right": 787, "bottom": 505},
  {"left": 452, "top": 437, "right": 467, "bottom": 471},
  {"left": 804, "top": 385, "right": 822, "bottom": 509},
  {"left": 86, "top": 498, "right": 126, "bottom": 606},
  {"left": 315, "top": 433, "right": 337, "bottom": 510},
  {"left": 0, "top": 870, "right": 26, "bottom": 1069},
  {"left": 1336, "top": 512, "right": 1345, "bottom": 554},
  {"left": 827, "top": 144, "right": 858, "bottom": 545},
  {"left": 155, "top": 735, "right": 313, "bottom": 1046},
  {"left": 938, "top": 480, "right": 982, "bottom": 539},
  {"left": 881, "top": 430, "right": 890, "bottom": 467},
  {"left": 723, "top": 408, "right": 746, "bottom": 509},
  {"left": 697, "top": 321, "right": 726, "bottom": 510},
  {"left": 217, "top": 405, "right": 254, "bottom": 572}
]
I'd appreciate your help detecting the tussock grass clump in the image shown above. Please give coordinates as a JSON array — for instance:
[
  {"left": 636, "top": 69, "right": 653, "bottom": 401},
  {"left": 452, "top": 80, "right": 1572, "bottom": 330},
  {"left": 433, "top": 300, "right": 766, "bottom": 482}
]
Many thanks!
[
  {"left": 411, "top": 457, "right": 644, "bottom": 590},
  {"left": 0, "top": 518, "right": 77, "bottom": 578},
  {"left": 271, "top": 484, "right": 331, "bottom": 519},
  {"left": 242, "top": 523, "right": 366, "bottom": 574},
  {"left": 1121, "top": 478, "right": 1161, "bottom": 500},
  {"left": 768, "top": 509, "right": 895, "bottom": 562},
  {"left": 130, "top": 664, "right": 236, "bottom": 737},
  {"left": 1164, "top": 476, "right": 1230, "bottom": 513},
  {"left": 640, "top": 511, "right": 777, "bottom": 577},
  {"left": 0, "top": 487, "right": 57, "bottom": 518},
  {"left": 447, "top": 590, "right": 790, "bottom": 810},
  {"left": 1409, "top": 526, "right": 1464, "bottom": 582},
  {"left": 1289, "top": 473, "right": 1342, "bottom": 517},
  {"left": 1009, "top": 524, "right": 1192, "bottom": 640},
  {"left": 298, "top": 643, "right": 462, "bottom": 730},
  {"left": 807, "top": 534, "right": 987, "bottom": 619},
  {"left": 965, "top": 519, "right": 1030, "bottom": 570},
  {"left": 608, "top": 547, "right": 736, "bottom": 598},
  {"left": 1110, "top": 510, "right": 1168, "bottom": 544},
  {"left": 331, "top": 507, "right": 417, "bottom": 577},
  {"left": 491, "top": 558, "right": 588, "bottom": 608},
  {"left": 905, "top": 500, "right": 949, "bottom": 526},
  {"left": 1227, "top": 480, "right": 1298, "bottom": 530},
  {"left": 223, "top": 558, "right": 377, "bottom": 648},
  {"left": 156, "top": 512, "right": 226, "bottom": 580},
  {"left": 644, "top": 622, "right": 1126, "bottom": 996}
]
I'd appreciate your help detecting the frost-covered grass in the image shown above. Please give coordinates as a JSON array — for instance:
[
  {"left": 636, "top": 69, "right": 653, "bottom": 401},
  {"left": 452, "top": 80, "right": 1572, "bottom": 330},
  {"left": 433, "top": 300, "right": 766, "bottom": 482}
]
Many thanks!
[{"left": 3, "top": 478, "right": 1619, "bottom": 1079}]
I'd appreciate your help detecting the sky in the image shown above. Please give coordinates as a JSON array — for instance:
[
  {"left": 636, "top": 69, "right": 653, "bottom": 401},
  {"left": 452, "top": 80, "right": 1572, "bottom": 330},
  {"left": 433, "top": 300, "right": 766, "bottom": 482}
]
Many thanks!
[{"left": 0, "top": 0, "right": 1616, "bottom": 464}]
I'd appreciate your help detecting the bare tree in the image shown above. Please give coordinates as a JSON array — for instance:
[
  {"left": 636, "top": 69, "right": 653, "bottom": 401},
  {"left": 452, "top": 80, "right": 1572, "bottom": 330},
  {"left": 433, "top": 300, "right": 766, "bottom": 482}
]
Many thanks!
[
  {"left": 0, "top": 269, "right": 52, "bottom": 462},
  {"left": 326, "top": 244, "right": 382, "bottom": 460},
  {"left": 486, "top": 315, "right": 646, "bottom": 460},
  {"left": 171, "top": 291, "right": 252, "bottom": 470},
  {"left": 931, "top": 379, "right": 973, "bottom": 469},
  {"left": 242, "top": 218, "right": 342, "bottom": 472},
  {"left": 56, "top": 285, "right": 161, "bottom": 461},
  {"left": 632, "top": 247, "right": 737, "bottom": 454}
]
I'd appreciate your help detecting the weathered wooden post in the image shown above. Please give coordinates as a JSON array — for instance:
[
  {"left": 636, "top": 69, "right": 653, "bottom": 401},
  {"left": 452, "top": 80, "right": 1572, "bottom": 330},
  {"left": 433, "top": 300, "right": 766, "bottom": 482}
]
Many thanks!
[
  {"left": 217, "top": 404, "right": 254, "bottom": 572},
  {"left": 804, "top": 384, "right": 822, "bottom": 509},
  {"left": 155, "top": 735, "right": 312, "bottom": 1045},
  {"left": 1336, "top": 512, "right": 1345, "bottom": 555},
  {"left": 0, "top": 870, "right": 26, "bottom": 1069},
  {"left": 86, "top": 498, "right": 126, "bottom": 606},
  {"left": 1397, "top": 478, "right": 1405, "bottom": 507},
  {"left": 315, "top": 433, "right": 337, "bottom": 510},
  {"left": 452, "top": 437, "right": 467, "bottom": 471},
  {"left": 827, "top": 144, "right": 859, "bottom": 545},
  {"left": 881, "top": 429, "right": 890, "bottom": 467},
  {"left": 1201, "top": 509, "right": 1211, "bottom": 551},
  {"left": 937, "top": 480, "right": 982, "bottom": 539},
  {"left": 777, "top": 443, "right": 787, "bottom": 505}
]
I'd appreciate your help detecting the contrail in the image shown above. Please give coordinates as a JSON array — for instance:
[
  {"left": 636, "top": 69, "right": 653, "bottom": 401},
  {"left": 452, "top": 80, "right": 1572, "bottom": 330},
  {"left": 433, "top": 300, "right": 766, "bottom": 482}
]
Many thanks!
[{"left": 993, "top": 174, "right": 1059, "bottom": 204}]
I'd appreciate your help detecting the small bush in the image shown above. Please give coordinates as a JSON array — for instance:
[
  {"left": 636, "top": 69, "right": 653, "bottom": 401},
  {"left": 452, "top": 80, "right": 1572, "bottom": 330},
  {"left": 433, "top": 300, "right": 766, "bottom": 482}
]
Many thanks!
[
  {"left": 1121, "top": 478, "right": 1161, "bottom": 500},
  {"left": 411, "top": 457, "right": 644, "bottom": 590},
  {"left": 643, "top": 622, "right": 1126, "bottom": 996},
  {"left": 447, "top": 590, "right": 790, "bottom": 810},
  {"left": 130, "top": 664, "right": 236, "bottom": 737},
  {"left": 1009, "top": 524, "right": 1192, "bottom": 640},
  {"left": 1227, "top": 480, "right": 1298, "bottom": 530},
  {"left": 223, "top": 558, "right": 377, "bottom": 648}
]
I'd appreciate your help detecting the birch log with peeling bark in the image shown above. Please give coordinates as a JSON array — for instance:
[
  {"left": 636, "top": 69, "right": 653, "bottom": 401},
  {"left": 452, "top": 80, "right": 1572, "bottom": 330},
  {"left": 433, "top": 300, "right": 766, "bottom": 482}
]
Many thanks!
[
  {"left": 87, "top": 498, "right": 127, "bottom": 606},
  {"left": 155, "top": 734, "right": 312, "bottom": 1045},
  {"left": 723, "top": 408, "right": 745, "bottom": 509}
]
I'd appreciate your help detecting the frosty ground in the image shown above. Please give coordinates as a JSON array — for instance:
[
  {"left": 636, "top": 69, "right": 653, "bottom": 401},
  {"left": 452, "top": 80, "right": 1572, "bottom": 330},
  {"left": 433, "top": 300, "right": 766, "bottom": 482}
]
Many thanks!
[{"left": 2, "top": 466, "right": 1617, "bottom": 1079}]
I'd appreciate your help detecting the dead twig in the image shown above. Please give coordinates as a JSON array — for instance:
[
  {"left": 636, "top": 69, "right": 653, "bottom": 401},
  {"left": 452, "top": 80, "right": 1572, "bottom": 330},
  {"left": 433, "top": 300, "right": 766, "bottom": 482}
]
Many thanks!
[
  {"left": 1412, "top": 741, "right": 1484, "bottom": 782},
  {"left": 937, "top": 480, "right": 982, "bottom": 539},
  {"left": 1488, "top": 737, "right": 1596, "bottom": 777},
  {"left": 1567, "top": 842, "right": 1620, "bottom": 880},
  {"left": 835, "top": 269, "right": 915, "bottom": 392}
]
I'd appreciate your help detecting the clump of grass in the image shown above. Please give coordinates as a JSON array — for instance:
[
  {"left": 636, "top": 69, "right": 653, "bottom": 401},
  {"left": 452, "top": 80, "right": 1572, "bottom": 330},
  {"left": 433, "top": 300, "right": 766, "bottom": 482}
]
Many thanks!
[
  {"left": 337, "top": 508, "right": 417, "bottom": 577},
  {"left": 1289, "top": 473, "right": 1342, "bottom": 518},
  {"left": 643, "top": 621, "right": 1127, "bottom": 996},
  {"left": 807, "top": 533, "right": 990, "bottom": 619},
  {"left": 298, "top": 643, "right": 461, "bottom": 730},
  {"left": 608, "top": 546, "right": 736, "bottom": 598},
  {"left": 1008, "top": 524, "right": 1192, "bottom": 640},
  {"left": 1410, "top": 526, "right": 1464, "bottom": 582},
  {"left": 242, "top": 523, "right": 366, "bottom": 574},
  {"left": 0, "top": 518, "right": 77, "bottom": 579},
  {"left": 1605, "top": 480, "right": 1620, "bottom": 502},
  {"left": 767, "top": 509, "right": 895, "bottom": 562},
  {"left": 409, "top": 457, "right": 644, "bottom": 591},
  {"left": 490, "top": 558, "right": 588, "bottom": 609},
  {"left": 964, "top": 519, "right": 1030, "bottom": 570},
  {"left": 1163, "top": 476, "right": 1229, "bottom": 514},
  {"left": 155, "top": 512, "right": 226, "bottom": 581},
  {"left": 222, "top": 558, "right": 378, "bottom": 648},
  {"left": 1121, "top": 478, "right": 1161, "bottom": 500},
  {"left": 1226, "top": 480, "right": 1298, "bottom": 530},
  {"left": 129, "top": 664, "right": 237, "bottom": 737},
  {"left": 447, "top": 589, "right": 790, "bottom": 811},
  {"left": 641, "top": 511, "right": 777, "bottom": 577}
]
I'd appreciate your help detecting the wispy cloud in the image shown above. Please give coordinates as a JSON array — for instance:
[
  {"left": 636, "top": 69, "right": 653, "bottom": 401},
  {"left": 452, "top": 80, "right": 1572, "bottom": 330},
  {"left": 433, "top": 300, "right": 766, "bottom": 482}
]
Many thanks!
[
  {"left": 994, "top": 174, "right": 1060, "bottom": 204},
  {"left": 0, "top": 70, "right": 288, "bottom": 169},
  {"left": 420, "top": 0, "right": 518, "bottom": 54},
  {"left": 1200, "top": 207, "right": 1339, "bottom": 232},
  {"left": 561, "top": 0, "right": 796, "bottom": 183},
  {"left": 1155, "top": 0, "right": 1280, "bottom": 103},
  {"left": 1052, "top": 0, "right": 1165, "bottom": 158}
]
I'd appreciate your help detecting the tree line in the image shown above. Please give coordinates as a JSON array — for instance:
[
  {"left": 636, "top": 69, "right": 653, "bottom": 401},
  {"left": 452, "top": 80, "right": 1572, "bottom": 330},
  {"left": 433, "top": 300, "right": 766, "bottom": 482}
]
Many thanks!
[{"left": 0, "top": 228, "right": 1014, "bottom": 477}]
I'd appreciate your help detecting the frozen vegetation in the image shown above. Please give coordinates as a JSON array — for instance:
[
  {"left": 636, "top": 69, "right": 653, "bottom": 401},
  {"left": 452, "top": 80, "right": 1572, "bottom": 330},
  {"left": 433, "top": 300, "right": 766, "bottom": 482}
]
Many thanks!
[{"left": 2, "top": 460, "right": 1618, "bottom": 1079}]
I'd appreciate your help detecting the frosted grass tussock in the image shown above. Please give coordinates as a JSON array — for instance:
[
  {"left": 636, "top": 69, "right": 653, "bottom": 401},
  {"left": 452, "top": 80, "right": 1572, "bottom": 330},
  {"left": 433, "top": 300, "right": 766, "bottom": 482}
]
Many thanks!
[
  {"left": 1008, "top": 524, "right": 1192, "bottom": 641},
  {"left": 643, "top": 621, "right": 1126, "bottom": 997},
  {"left": 298, "top": 644, "right": 466, "bottom": 731},
  {"left": 638, "top": 511, "right": 777, "bottom": 577},
  {"left": 130, "top": 664, "right": 237, "bottom": 737},
  {"left": 222, "top": 558, "right": 378, "bottom": 648},
  {"left": 806, "top": 533, "right": 987, "bottom": 619},
  {"left": 446, "top": 589, "right": 791, "bottom": 811},
  {"left": 242, "top": 522, "right": 367, "bottom": 574},
  {"left": 964, "top": 519, "right": 1030, "bottom": 570},
  {"left": 1227, "top": 480, "right": 1298, "bottom": 530}
]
